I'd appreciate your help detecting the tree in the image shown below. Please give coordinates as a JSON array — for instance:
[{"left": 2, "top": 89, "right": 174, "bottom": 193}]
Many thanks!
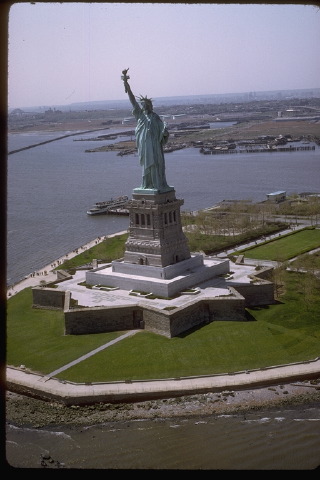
[{"left": 301, "top": 272, "right": 319, "bottom": 310}]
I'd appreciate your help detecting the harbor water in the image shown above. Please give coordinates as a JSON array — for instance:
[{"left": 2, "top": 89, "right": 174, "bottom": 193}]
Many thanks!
[{"left": 6, "top": 406, "right": 320, "bottom": 470}]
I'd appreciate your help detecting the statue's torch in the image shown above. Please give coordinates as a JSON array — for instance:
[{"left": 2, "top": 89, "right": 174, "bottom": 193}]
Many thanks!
[{"left": 121, "top": 68, "right": 130, "bottom": 93}]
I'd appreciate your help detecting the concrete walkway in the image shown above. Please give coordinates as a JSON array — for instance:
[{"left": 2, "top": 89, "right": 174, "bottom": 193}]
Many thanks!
[
  {"left": 6, "top": 358, "right": 320, "bottom": 405},
  {"left": 217, "top": 224, "right": 308, "bottom": 258}
]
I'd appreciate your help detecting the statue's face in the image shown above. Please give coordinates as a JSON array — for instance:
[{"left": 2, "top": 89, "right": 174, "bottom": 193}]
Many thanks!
[{"left": 142, "top": 101, "right": 152, "bottom": 114}]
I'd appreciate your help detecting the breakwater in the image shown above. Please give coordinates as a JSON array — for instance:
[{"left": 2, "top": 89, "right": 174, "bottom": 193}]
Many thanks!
[
  {"left": 8, "top": 127, "right": 111, "bottom": 155},
  {"left": 200, "top": 145, "right": 316, "bottom": 155}
]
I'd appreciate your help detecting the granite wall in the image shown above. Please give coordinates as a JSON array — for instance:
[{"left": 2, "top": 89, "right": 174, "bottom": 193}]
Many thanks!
[
  {"left": 32, "top": 287, "right": 66, "bottom": 310},
  {"left": 65, "top": 305, "right": 143, "bottom": 335},
  {"left": 63, "top": 291, "right": 247, "bottom": 338}
]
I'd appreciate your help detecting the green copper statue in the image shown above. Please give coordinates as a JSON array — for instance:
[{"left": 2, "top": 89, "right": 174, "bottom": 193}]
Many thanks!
[{"left": 122, "top": 69, "right": 172, "bottom": 192}]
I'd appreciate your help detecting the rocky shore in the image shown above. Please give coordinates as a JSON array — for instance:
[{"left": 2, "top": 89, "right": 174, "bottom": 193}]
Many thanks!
[{"left": 6, "top": 378, "right": 320, "bottom": 429}]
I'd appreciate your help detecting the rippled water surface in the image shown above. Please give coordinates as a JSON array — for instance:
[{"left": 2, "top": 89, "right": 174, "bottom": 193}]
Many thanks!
[{"left": 6, "top": 407, "right": 320, "bottom": 470}]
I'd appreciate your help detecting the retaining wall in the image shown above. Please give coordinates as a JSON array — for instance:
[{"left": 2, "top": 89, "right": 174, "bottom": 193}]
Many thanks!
[
  {"left": 142, "top": 301, "right": 211, "bottom": 338},
  {"left": 7, "top": 358, "right": 320, "bottom": 405},
  {"left": 33, "top": 269, "right": 274, "bottom": 337},
  {"left": 65, "top": 304, "right": 143, "bottom": 335},
  {"left": 32, "top": 287, "right": 66, "bottom": 310},
  {"left": 205, "top": 291, "right": 247, "bottom": 322},
  {"left": 63, "top": 291, "right": 247, "bottom": 338},
  {"left": 232, "top": 281, "right": 274, "bottom": 306},
  {"left": 252, "top": 266, "right": 274, "bottom": 281}
]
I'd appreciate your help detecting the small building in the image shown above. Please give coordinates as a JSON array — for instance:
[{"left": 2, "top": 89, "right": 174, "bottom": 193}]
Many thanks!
[{"left": 266, "top": 191, "right": 286, "bottom": 203}]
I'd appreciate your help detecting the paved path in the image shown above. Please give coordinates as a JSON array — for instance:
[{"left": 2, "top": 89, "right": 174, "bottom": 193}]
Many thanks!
[
  {"left": 217, "top": 225, "right": 307, "bottom": 258},
  {"left": 44, "top": 331, "right": 139, "bottom": 379},
  {"left": 6, "top": 358, "right": 320, "bottom": 405}
]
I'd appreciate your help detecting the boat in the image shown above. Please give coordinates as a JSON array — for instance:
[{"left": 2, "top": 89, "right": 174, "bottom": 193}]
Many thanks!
[{"left": 87, "top": 195, "right": 129, "bottom": 215}]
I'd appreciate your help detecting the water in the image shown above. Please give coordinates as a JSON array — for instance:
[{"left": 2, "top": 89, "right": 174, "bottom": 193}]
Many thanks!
[
  {"left": 6, "top": 407, "right": 320, "bottom": 469},
  {"left": 7, "top": 131, "right": 320, "bottom": 286},
  {"left": 209, "top": 121, "right": 237, "bottom": 129}
]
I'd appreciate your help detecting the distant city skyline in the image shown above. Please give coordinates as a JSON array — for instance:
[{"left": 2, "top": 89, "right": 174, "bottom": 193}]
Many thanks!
[
  {"left": 10, "top": 87, "right": 320, "bottom": 113},
  {"left": 7, "top": 3, "right": 320, "bottom": 109}
]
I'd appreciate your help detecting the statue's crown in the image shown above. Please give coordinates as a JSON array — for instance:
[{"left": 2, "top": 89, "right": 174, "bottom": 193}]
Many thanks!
[{"left": 137, "top": 95, "right": 153, "bottom": 104}]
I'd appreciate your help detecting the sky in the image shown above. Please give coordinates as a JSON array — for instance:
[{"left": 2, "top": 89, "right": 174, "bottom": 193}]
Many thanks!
[{"left": 7, "top": 2, "right": 320, "bottom": 109}]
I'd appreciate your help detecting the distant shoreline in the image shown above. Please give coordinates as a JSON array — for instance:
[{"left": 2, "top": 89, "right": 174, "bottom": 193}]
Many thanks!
[{"left": 8, "top": 127, "right": 111, "bottom": 155}]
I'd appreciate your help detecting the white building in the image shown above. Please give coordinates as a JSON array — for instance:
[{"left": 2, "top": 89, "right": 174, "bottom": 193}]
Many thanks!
[{"left": 266, "top": 191, "right": 286, "bottom": 203}]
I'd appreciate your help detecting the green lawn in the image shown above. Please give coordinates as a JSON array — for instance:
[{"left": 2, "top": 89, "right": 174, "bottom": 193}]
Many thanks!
[
  {"left": 6, "top": 270, "right": 320, "bottom": 383},
  {"left": 6, "top": 288, "right": 124, "bottom": 374},
  {"left": 238, "top": 228, "right": 320, "bottom": 261},
  {"left": 186, "top": 223, "right": 286, "bottom": 255},
  {"left": 290, "top": 250, "right": 320, "bottom": 270},
  {"left": 59, "top": 233, "right": 128, "bottom": 271}
]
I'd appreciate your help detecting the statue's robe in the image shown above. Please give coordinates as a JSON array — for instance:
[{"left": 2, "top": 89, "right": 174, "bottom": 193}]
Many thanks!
[{"left": 133, "top": 105, "right": 170, "bottom": 191}]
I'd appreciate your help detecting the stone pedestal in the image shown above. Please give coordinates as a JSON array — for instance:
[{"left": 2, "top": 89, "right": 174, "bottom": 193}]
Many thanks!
[
  {"left": 86, "top": 186, "right": 230, "bottom": 297},
  {"left": 123, "top": 188, "right": 191, "bottom": 268}
]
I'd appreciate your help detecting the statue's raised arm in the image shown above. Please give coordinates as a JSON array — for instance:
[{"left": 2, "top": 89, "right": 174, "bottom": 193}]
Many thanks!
[
  {"left": 121, "top": 68, "right": 138, "bottom": 108},
  {"left": 121, "top": 69, "right": 172, "bottom": 193}
]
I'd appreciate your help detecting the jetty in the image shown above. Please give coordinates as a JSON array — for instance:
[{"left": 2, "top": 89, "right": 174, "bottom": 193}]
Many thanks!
[{"left": 199, "top": 144, "right": 316, "bottom": 155}]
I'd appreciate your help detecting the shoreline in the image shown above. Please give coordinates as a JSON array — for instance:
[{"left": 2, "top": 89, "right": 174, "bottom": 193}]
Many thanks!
[
  {"left": 6, "top": 379, "right": 320, "bottom": 428},
  {"left": 6, "top": 230, "right": 128, "bottom": 297}
]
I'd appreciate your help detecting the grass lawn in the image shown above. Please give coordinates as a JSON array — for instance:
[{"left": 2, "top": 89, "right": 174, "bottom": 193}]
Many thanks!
[
  {"left": 58, "top": 233, "right": 128, "bottom": 271},
  {"left": 185, "top": 223, "right": 285, "bottom": 254},
  {"left": 290, "top": 250, "right": 320, "bottom": 270},
  {"left": 237, "top": 228, "right": 320, "bottom": 261},
  {"left": 6, "top": 270, "right": 320, "bottom": 383},
  {"left": 6, "top": 288, "right": 124, "bottom": 375}
]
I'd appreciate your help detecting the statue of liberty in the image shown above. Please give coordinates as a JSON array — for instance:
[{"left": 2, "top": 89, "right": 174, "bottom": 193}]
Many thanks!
[{"left": 121, "top": 69, "right": 172, "bottom": 192}]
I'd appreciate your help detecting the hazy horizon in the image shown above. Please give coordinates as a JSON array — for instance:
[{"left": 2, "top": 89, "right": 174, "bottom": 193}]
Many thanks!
[
  {"left": 8, "top": 3, "right": 320, "bottom": 109},
  {"left": 9, "top": 86, "right": 320, "bottom": 113}
]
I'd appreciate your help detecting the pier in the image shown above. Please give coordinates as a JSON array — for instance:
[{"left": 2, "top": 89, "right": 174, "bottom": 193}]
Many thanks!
[{"left": 200, "top": 145, "right": 316, "bottom": 155}]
